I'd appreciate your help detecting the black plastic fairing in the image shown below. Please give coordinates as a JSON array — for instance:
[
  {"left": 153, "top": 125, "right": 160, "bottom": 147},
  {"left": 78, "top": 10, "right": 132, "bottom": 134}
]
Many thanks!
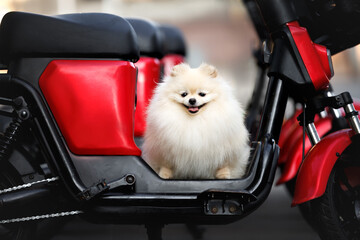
[{"left": 8, "top": 58, "right": 53, "bottom": 92}]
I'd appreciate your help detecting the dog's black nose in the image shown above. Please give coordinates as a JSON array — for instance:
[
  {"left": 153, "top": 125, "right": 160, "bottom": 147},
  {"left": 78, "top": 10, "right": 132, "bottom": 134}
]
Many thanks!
[{"left": 189, "top": 98, "right": 196, "bottom": 105}]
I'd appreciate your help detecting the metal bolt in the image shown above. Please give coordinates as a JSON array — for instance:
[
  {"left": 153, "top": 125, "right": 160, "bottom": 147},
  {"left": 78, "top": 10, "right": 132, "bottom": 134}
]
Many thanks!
[
  {"left": 126, "top": 175, "right": 135, "bottom": 184},
  {"left": 229, "top": 205, "right": 237, "bottom": 213},
  {"left": 19, "top": 110, "right": 29, "bottom": 120},
  {"left": 211, "top": 207, "right": 218, "bottom": 214}
]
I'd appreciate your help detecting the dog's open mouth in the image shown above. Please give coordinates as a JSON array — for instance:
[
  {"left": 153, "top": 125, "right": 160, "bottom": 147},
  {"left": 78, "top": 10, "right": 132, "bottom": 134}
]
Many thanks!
[{"left": 183, "top": 103, "right": 206, "bottom": 114}]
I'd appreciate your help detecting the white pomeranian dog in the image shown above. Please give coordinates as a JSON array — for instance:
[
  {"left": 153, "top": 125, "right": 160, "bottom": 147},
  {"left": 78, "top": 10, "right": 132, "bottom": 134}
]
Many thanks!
[{"left": 142, "top": 63, "right": 250, "bottom": 179}]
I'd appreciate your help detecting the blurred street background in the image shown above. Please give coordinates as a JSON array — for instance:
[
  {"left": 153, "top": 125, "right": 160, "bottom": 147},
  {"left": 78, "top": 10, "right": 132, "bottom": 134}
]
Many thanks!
[{"left": 1, "top": 0, "right": 360, "bottom": 239}]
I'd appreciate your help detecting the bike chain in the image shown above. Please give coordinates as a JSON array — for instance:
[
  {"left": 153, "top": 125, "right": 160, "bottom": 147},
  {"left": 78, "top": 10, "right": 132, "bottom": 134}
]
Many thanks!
[
  {"left": 0, "top": 176, "right": 83, "bottom": 224},
  {"left": 0, "top": 176, "right": 59, "bottom": 194},
  {"left": 0, "top": 210, "right": 83, "bottom": 224}
]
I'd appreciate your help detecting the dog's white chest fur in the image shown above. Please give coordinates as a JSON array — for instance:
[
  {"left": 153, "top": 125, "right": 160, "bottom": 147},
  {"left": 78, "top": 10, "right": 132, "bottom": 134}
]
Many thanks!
[{"left": 165, "top": 117, "right": 233, "bottom": 178}]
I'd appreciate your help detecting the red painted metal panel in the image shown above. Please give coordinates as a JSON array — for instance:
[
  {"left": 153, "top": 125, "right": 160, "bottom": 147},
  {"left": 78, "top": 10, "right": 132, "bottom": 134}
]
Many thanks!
[
  {"left": 278, "top": 109, "right": 302, "bottom": 164},
  {"left": 287, "top": 21, "right": 331, "bottom": 90},
  {"left": 292, "top": 129, "right": 354, "bottom": 206},
  {"left": 161, "top": 54, "right": 185, "bottom": 77},
  {"left": 134, "top": 57, "right": 161, "bottom": 137},
  {"left": 39, "top": 60, "right": 141, "bottom": 156}
]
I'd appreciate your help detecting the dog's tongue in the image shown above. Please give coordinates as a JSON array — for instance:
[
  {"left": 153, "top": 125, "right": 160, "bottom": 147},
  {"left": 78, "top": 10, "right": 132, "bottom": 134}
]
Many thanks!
[{"left": 189, "top": 107, "right": 199, "bottom": 112}]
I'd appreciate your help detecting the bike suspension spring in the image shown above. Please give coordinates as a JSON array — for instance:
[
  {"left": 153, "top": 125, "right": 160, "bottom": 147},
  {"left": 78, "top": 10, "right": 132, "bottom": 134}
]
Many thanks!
[{"left": 0, "top": 119, "right": 22, "bottom": 161}]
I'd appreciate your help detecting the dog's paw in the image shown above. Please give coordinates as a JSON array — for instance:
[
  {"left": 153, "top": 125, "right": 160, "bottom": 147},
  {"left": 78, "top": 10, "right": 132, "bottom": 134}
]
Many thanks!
[
  {"left": 216, "top": 167, "right": 231, "bottom": 179},
  {"left": 159, "top": 167, "right": 173, "bottom": 179}
]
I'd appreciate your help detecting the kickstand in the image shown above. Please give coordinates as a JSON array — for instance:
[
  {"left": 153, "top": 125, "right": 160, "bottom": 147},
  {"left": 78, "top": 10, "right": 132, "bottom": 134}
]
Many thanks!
[{"left": 145, "top": 223, "right": 164, "bottom": 240}]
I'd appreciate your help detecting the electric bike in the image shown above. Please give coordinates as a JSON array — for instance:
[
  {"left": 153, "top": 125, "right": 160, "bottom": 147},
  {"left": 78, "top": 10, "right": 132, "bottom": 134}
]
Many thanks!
[
  {"left": 0, "top": 1, "right": 360, "bottom": 240},
  {"left": 244, "top": 1, "right": 360, "bottom": 239}
]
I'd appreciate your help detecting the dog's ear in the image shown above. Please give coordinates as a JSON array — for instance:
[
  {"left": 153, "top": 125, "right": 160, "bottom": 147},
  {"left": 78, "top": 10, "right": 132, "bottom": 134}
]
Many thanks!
[
  {"left": 170, "top": 63, "right": 190, "bottom": 77},
  {"left": 199, "top": 63, "right": 218, "bottom": 78}
]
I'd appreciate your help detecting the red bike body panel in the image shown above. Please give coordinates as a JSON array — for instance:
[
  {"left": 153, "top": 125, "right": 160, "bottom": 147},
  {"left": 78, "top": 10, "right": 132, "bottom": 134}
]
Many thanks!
[
  {"left": 278, "top": 109, "right": 302, "bottom": 164},
  {"left": 278, "top": 121, "right": 304, "bottom": 166},
  {"left": 314, "top": 43, "right": 332, "bottom": 79},
  {"left": 39, "top": 60, "right": 141, "bottom": 156},
  {"left": 292, "top": 129, "right": 354, "bottom": 206},
  {"left": 354, "top": 100, "right": 360, "bottom": 111},
  {"left": 287, "top": 21, "right": 331, "bottom": 90},
  {"left": 134, "top": 57, "right": 161, "bottom": 137},
  {"left": 161, "top": 54, "right": 185, "bottom": 77},
  {"left": 277, "top": 117, "right": 332, "bottom": 184},
  {"left": 134, "top": 55, "right": 184, "bottom": 137}
]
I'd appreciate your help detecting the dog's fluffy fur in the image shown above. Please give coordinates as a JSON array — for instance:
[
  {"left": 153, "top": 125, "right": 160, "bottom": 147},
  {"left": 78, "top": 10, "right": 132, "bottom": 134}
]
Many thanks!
[{"left": 142, "top": 63, "right": 250, "bottom": 179}]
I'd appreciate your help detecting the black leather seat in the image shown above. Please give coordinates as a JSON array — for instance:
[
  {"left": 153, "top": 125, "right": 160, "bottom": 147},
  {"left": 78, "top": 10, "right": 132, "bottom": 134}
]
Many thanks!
[
  {"left": 159, "top": 24, "right": 186, "bottom": 56},
  {"left": 126, "top": 18, "right": 165, "bottom": 59},
  {"left": 0, "top": 12, "right": 140, "bottom": 65}
]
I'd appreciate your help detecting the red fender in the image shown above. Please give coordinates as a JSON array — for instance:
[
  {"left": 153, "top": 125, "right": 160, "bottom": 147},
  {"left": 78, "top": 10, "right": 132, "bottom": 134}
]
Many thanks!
[
  {"left": 278, "top": 120, "right": 303, "bottom": 165},
  {"left": 279, "top": 100, "right": 360, "bottom": 185},
  {"left": 292, "top": 129, "right": 354, "bottom": 206},
  {"left": 277, "top": 117, "right": 332, "bottom": 184},
  {"left": 278, "top": 109, "right": 302, "bottom": 164},
  {"left": 354, "top": 100, "right": 360, "bottom": 112},
  {"left": 134, "top": 57, "right": 161, "bottom": 137}
]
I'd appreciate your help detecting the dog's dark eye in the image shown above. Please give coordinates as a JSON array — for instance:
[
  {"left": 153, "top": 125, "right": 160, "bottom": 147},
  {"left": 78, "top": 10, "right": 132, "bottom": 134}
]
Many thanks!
[
  {"left": 199, "top": 92, "right": 206, "bottom": 97},
  {"left": 181, "top": 92, "right": 188, "bottom": 97}
]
